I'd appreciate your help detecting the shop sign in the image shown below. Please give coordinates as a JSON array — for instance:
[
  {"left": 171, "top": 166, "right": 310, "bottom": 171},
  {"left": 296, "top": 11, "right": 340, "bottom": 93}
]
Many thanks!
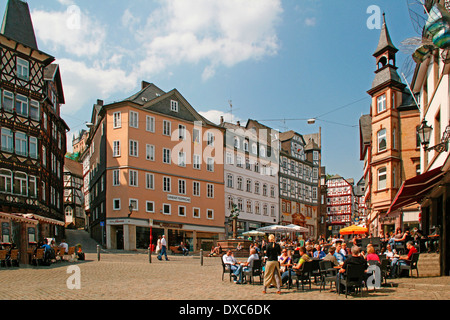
[{"left": 167, "top": 194, "right": 191, "bottom": 203}]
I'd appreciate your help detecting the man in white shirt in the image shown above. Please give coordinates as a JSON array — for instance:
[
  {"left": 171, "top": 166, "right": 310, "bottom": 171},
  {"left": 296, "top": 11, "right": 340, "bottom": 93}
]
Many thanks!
[
  {"left": 222, "top": 250, "right": 239, "bottom": 281},
  {"left": 158, "top": 235, "right": 169, "bottom": 261},
  {"left": 59, "top": 239, "right": 69, "bottom": 254}
]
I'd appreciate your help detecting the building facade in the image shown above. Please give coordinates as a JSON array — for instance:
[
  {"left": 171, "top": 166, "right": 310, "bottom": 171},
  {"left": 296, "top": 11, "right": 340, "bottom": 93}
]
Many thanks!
[
  {"left": 221, "top": 119, "right": 279, "bottom": 237},
  {"left": 362, "top": 14, "right": 421, "bottom": 236},
  {"left": 278, "top": 130, "right": 321, "bottom": 237},
  {"left": 81, "top": 82, "right": 226, "bottom": 252},
  {"left": 326, "top": 175, "right": 354, "bottom": 235},
  {"left": 0, "top": 0, "right": 67, "bottom": 262},
  {"left": 63, "top": 157, "right": 85, "bottom": 229}
]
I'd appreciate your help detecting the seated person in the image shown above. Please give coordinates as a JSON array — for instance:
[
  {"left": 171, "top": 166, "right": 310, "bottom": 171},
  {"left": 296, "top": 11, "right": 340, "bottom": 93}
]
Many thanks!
[
  {"left": 209, "top": 243, "right": 222, "bottom": 256},
  {"left": 337, "top": 246, "right": 368, "bottom": 290},
  {"left": 390, "top": 241, "right": 417, "bottom": 278},
  {"left": 281, "top": 247, "right": 311, "bottom": 285},
  {"left": 222, "top": 250, "right": 239, "bottom": 280},
  {"left": 323, "top": 246, "right": 340, "bottom": 267},
  {"left": 334, "top": 244, "right": 345, "bottom": 264},
  {"left": 178, "top": 242, "right": 189, "bottom": 256},
  {"left": 365, "top": 244, "right": 380, "bottom": 265},
  {"left": 235, "top": 249, "right": 260, "bottom": 284},
  {"left": 313, "top": 244, "right": 326, "bottom": 259}
]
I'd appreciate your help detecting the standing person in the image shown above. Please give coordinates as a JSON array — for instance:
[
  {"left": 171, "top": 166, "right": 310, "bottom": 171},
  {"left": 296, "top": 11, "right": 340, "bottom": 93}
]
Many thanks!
[
  {"left": 263, "top": 234, "right": 282, "bottom": 294},
  {"left": 158, "top": 235, "right": 169, "bottom": 261},
  {"left": 156, "top": 236, "right": 162, "bottom": 255}
]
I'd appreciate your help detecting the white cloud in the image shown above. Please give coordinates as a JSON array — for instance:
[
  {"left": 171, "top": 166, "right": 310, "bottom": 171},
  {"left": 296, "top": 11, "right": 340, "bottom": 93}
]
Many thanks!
[
  {"left": 136, "top": 0, "right": 283, "bottom": 77},
  {"left": 31, "top": 7, "right": 106, "bottom": 57},
  {"left": 305, "top": 17, "right": 317, "bottom": 27}
]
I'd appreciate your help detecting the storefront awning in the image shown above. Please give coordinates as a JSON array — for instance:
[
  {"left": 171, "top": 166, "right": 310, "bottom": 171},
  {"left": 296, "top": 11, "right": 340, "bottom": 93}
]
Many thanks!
[
  {"left": 0, "top": 212, "right": 39, "bottom": 225},
  {"left": 22, "top": 214, "right": 65, "bottom": 226},
  {"left": 387, "top": 166, "right": 444, "bottom": 214}
]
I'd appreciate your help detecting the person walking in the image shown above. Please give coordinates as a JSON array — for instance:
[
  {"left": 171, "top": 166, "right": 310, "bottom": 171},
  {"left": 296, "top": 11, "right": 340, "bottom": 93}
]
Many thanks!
[
  {"left": 158, "top": 235, "right": 169, "bottom": 261},
  {"left": 262, "top": 234, "right": 282, "bottom": 294}
]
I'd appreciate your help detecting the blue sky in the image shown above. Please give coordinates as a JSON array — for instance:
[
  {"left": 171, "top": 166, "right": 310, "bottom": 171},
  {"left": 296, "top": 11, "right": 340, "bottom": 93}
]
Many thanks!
[{"left": 1, "top": 0, "right": 419, "bottom": 181}]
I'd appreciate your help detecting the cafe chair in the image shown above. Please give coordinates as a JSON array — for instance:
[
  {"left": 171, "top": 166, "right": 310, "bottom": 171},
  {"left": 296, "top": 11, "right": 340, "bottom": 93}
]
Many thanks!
[
  {"left": 399, "top": 253, "right": 420, "bottom": 278},
  {"left": 243, "top": 259, "right": 263, "bottom": 285},
  {"left": 294, "top": 261, "right": 313, "bottom": 291},
  {"left": 9, "top": 249, "right": 19, "bottom": 267},
  {"left": 380, "top": 259, "right": 390, "bottom": 285},
  {"left": 319, "top": 260, "right": 337, "bottom": 292},
  {"left": 0, "top": 250, "right": 7, "bottom": 267},
  {"left": 338, "top": 264, "right": 367, "bottom": 298},
  {"left": 221, "top": 258, "right": 233, "bottom": 282}
]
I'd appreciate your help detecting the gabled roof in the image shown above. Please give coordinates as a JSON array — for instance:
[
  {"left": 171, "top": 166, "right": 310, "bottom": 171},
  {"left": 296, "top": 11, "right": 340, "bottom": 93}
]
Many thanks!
[
  {"left": 123, "top": 82, "right": 166, "bottom": 106},
  {"left": 1, "top": 0, "right": 38, "bottom": 50},
  {"left": 64, "top": 157, "right": 83, "bottom": 177},
  {"left": 44, "top": 64, "right": 65, "bottom": 104}
]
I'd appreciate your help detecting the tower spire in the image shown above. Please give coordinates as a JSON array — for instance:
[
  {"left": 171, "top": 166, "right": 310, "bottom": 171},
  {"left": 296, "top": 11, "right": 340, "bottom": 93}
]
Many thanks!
[{"left": 373, "top": 12, "right": 398, "bottom": 57}]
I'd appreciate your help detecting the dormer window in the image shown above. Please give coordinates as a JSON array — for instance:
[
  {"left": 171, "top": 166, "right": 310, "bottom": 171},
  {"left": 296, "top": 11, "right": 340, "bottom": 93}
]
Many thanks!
[
  {"left": 17, "top": 57, "right": 29, "bottom": 81},
  {"left": 170, "top": 100, "right": 179, "bottom": 112}
]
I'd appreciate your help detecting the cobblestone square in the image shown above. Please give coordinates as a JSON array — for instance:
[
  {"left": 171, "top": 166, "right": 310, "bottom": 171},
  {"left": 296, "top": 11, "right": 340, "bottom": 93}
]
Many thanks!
[{"left": 1, "top": 252, "right": 449, "bottom": 302}]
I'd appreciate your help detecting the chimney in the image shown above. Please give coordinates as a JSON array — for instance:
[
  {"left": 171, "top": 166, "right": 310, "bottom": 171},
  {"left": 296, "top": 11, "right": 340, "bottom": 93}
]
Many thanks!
[
  {"left": 220, "top": 116, "right": 224, "bottom": 125},
  {"left": 237, "top": 121, "right": 241, "bottom": 127},
  {"left": 97, "top": 99, "right": 104, "bottom": 106},
  {"left": 142, "top": 81, "right": 151, "bottom": 90}
]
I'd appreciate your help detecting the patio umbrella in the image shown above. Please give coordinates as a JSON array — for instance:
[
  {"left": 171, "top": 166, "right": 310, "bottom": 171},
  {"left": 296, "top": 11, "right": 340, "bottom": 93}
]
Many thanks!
[
  {"left": 339, "top": 225, "right": 368, "bottom": 235},
  {"left": 242, "top": 230, "right": 266, "bottom": 237},
  {"left": 285, "top": 224, "right": 309, "bottom": 233},
  {"left": 257, "top": 225, "right": 290, "bottom": 233}
]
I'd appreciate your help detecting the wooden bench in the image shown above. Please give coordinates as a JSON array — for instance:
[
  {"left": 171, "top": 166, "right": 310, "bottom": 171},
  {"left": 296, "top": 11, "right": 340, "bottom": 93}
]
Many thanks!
[{"left": 169, "top": 246, "right": 183, "bottom": 255}]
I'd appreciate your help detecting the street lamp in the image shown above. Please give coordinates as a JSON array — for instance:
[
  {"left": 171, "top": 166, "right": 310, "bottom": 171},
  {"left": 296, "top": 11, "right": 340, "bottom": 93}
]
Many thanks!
[
  {"left": 127, "top": 204, "right": 134, "bottom": 218},
  {"left": 417, "top": 119, "right": 433, "bottom": 150},
  {"left": 417, "top": 119, "right": 450, "bottom": 153}
]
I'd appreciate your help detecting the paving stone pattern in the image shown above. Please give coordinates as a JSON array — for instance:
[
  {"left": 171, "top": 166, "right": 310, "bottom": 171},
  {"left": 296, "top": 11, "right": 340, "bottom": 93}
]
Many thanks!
[{"left": 0, "top": 252, "right": 449, "bottom": 300}]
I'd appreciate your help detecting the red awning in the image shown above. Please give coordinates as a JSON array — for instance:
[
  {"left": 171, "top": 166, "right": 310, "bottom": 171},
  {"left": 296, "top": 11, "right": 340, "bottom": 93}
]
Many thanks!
[{"left": 387, "top": 166, "right": 445, "bottom": 214}]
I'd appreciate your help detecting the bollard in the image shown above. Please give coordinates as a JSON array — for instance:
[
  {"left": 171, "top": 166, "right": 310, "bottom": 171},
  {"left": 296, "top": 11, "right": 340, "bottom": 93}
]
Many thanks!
[
  {"left": 97, "top": 245, "right": 100, "bottom": 261},
  {"left": 200, "top": 249, "right": 203, "bottom": 266},
  {"left": 148, "top": 247, "right": 152, "bottom": 264}
]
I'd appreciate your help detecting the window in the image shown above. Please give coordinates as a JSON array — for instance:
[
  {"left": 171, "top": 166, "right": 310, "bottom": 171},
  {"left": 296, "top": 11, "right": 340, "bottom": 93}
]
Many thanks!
[
  {"left": 129, "top": 140, "right": 138, "bottom": 157},
  {"left": 13, "top": 172, "right": 27, "bottom": 196},
  {"left": 377, "top": 94, "right": 387, "bottom": 113},
  {"left": 163, "top": 148, "right": 171, "bottom": 164},
  {"left": 30, "top": 100, "right": 39, "bottom": 121},
  {"left": 237, "top": 177, "right": 243, "bottom": 190},
  {"left": 163, "top": 177, "right": 171, "bottom": 192},
  {"left": 15, "top": 94, "right": 28, "bottom": 117},
  {"left": 263, "top": 184, "right": 268, "bottom": 197},
  {"left": 146, "top": 201, "right": 155, "bottom": 213},
  {"left": 170, "top": 100, "right": 179, "bottom": 112},
  {"left": 206, "top": 158, "right": 214, "bottom": 172},
  {"left": 113, "top": 170, "right": 120, "bottom": 186},
  {"left": 207, "top": 209, "right": 214, "bottom": 220},
  {"left": 377, "top": 129, "right": 387, "bottom": 152},
  {"left": 226, "top": 174, "right": 234, "bottom": 188},
  {"left": 0, "top": 169, "right": 12, "bottom": 193},
  {"left": 246, "top": 179, "right": 252, "bottom": 192},
  {"left": 392, "top": 128, "right": 397, "bottom": 150},
  {"left": 193, "top": 181, "right": 200, "bottom": 196},
  {"left": 29, "top": 137, "right": 38, "bottom": 159},
  {"left": 1, "top": 128, "right": 13, "bottom": 152},
  {"left": 193, "top": 208, "right": 200, "bottom": 218},
  {"left": 378, "top": 167, "right": 387, "bottom": 190},
  {"left": 234, "top": 137, "right": 240, "bottom": 149},
  {"left": 254, "top": 182, "right": 260, "bottom": 194},
  {"left": 207, "top": 132, "right": 214, "bottom": 146},
  {"left": 129, "top": 170, "right": 138, "bottom": 187},
  {"left": 113, "top": 112, "right": 122, "bottom": 128},
  {"left": 178, "top": 125, "right": 186, "bottom": 140},
  {"left": 178, "top": 151, "right": 186, "bottom": 167},
  {"left": 246, "top": 200, "right": 252, "bottom": 213},
  {"left": 207, "top": 184, "right": 214, "bottom": 198},
  {"left": 129, "top": 199, "right": 138, "bottom": 211},
  {"left": 146, "top": 116, "right": 155, "bottom": 132},
  {"left": 42, "top": 145, "right": 46, "bottom": 167},
  {"left": 260, "top": 145, "right": 266, "bottom": 157},
  {"left": 113, "top": 199, "right": 121, "bottom": 210},
  {"left": 129, "top": 111, "right": 139, "bottom": 128},
  {"left": 163, "top": 120, "right": 171, "bottom": 136},
  {"left": 17, "top": 57, "right": 29, "bottom": 80},
  {"left": 178, "top": 179, "right": 186, "bottom": 195},
  {"left": 28, "top": 176, "right": 37, "bottom": 198},
  {"left": 2, "top": 91, "right": 13, "bottom": 112},
  {"left": 146, "top": 144, "right": 155, "bottom": 161},
  {"left": 163, "top": 204, "right": 171, "bottom": 215},
  {"left": 255, "top": 202, "right": 260, "bottom": 215},
  {"left": 146, "top": 173, "right": 154, "bottom": 190},
  {"left": 178, "top": 206, "right": 186, "bottom": 217},
  {"left": 193, "top": 128, "right": 200, "bottom": 144},
  {"left": 113, "top": 141, "right": 120, "bottom": 157},
  {"left": 15, "top": 132, "right": 27, "bottom": 156},
  {"left": 193, "top": 154, "right": 201, "bottom": 169},
  {"left": 226, "top": 152, "right": 233, "bottom": 165}
]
